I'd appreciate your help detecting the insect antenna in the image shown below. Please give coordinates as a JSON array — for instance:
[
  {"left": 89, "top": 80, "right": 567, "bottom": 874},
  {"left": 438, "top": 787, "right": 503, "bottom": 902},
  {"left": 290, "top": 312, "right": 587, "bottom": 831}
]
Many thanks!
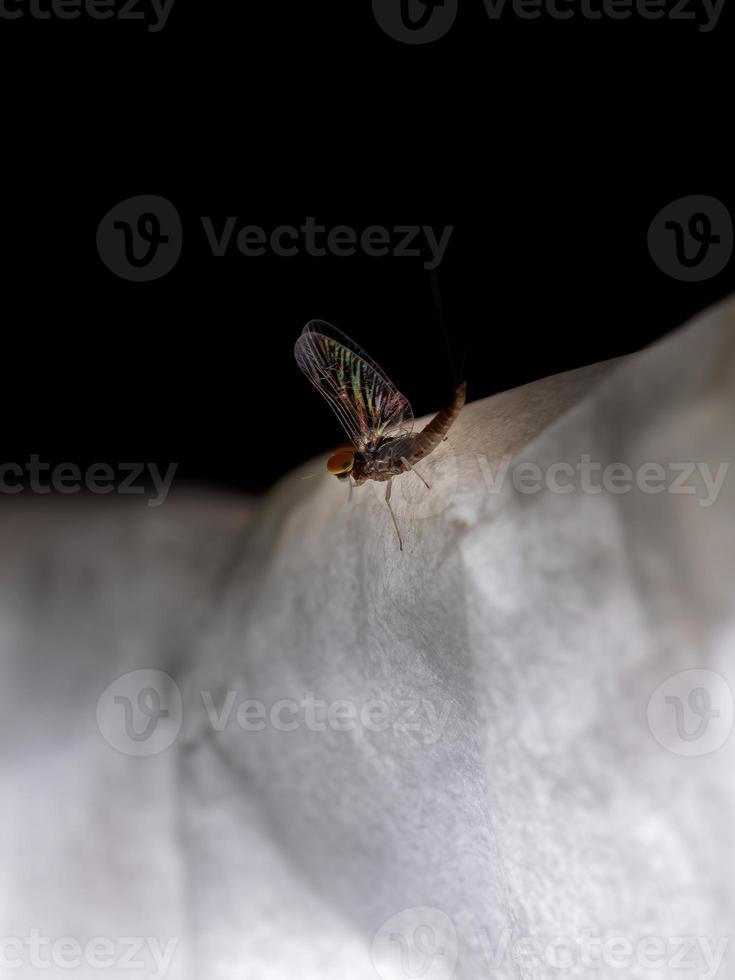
[{"left": 430, "top": 269, "right": 472, "bottom": 386}]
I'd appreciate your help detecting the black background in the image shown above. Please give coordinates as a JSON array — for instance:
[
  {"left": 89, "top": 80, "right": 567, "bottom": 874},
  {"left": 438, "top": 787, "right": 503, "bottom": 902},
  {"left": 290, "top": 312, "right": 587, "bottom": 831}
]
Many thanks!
[{"left": 1, "top": 0, "right": 733, "bottom": 493}]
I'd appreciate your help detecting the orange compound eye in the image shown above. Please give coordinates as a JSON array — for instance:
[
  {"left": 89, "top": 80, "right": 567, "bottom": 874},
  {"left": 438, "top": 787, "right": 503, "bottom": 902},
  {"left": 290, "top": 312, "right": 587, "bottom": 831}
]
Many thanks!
[{"left": 327, "top": 448, "right": 354, "bottom": 475}]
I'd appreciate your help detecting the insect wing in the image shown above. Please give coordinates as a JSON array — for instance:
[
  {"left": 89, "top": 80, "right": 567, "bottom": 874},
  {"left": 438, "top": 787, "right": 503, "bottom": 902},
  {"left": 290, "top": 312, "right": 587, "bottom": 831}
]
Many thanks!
[{"left": 294, "top": 320, "right": 413, "bottom": 453}]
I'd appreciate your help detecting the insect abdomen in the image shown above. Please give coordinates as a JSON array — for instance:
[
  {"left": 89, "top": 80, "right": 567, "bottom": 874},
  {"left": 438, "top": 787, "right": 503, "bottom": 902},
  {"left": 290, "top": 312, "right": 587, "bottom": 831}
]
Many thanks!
[{"left": 410, "top": 382, "right": 466, "bottom": 461}]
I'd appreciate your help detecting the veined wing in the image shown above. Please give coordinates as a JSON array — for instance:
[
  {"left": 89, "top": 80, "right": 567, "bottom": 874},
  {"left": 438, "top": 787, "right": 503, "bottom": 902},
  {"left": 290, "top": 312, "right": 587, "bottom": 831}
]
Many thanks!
[{"left": 294, "top": 320, "right": 413, "bottom": 453}]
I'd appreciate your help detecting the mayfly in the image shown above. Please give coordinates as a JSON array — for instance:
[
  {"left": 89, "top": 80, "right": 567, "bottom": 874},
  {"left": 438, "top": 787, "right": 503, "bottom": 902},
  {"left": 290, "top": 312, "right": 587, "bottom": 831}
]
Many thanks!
[{"left": 294, "top": 319, "right": 466, "bottom": 550}]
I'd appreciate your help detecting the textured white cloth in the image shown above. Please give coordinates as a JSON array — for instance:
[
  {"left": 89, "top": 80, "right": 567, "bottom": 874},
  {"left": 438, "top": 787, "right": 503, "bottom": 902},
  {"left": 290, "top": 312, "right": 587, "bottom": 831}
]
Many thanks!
[{"left": 1, "top": 299, "right": 733, "bottom": 980}]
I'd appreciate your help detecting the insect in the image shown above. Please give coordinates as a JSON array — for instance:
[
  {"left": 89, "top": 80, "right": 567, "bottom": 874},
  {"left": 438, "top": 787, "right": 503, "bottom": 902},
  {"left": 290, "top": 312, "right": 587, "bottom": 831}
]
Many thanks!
[{"left": 294, "top": 319, "right": 466, "bottom": 550}]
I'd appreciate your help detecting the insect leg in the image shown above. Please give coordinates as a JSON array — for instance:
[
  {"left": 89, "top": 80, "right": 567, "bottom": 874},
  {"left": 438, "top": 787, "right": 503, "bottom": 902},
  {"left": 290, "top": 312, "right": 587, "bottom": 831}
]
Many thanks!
[
  {"left": 385, "top": 478, "right": 403, "bottom": 551},
  {"left": 348, "top": 477, "right": 354, "bottom": 503},
  {"left": 401, "top": 456, "right": 431, "bottom": 490}
]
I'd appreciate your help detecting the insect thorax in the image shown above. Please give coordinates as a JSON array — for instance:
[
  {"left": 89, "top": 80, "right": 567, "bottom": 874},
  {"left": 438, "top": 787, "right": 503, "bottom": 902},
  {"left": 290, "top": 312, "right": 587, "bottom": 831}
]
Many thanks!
[{"left": 352, "top": 434, "right": 416, "bottom": 484}]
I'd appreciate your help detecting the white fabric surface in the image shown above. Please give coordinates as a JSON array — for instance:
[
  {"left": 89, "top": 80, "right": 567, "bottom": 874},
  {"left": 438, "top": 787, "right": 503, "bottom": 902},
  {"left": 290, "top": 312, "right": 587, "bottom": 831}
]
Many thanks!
[{"left": 1, "top": 299, "right": 733, "bottom": 980}]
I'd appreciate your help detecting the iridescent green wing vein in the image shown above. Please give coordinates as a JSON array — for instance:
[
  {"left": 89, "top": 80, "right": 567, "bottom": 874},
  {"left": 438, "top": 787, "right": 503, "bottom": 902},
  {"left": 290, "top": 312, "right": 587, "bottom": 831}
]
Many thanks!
[{"left": 294, "top": 320, "right": 414, "bottom": 453}]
